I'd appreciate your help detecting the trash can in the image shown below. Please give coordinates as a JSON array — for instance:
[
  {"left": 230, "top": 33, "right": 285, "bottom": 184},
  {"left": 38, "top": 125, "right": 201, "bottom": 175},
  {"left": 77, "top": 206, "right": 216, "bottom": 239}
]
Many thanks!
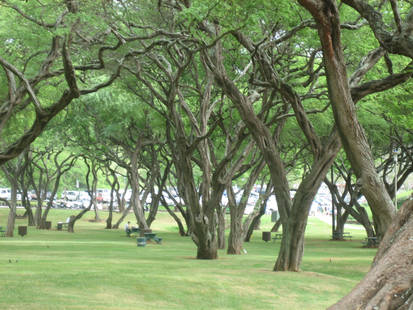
[
  {"left": 57, "top": 222, "right": 63, "bottom": 231},
  {"left": 45, "top": 221, "right": 52, "bottom": 230},
  {"left": 262, "top": 231, "right": 271, "bottom": 242},
  {"left": 137, "top": 237, "right": 146, "bottom": 247},
  {"left": 18, "top": 226, "right": 27, "bottom": 237}
]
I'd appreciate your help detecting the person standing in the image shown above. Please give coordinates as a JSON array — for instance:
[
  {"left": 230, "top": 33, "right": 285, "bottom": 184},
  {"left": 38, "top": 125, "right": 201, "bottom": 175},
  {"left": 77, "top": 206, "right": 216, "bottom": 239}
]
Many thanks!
[{"left": 125, "top": 221, "right": 131, "bottom": 237}]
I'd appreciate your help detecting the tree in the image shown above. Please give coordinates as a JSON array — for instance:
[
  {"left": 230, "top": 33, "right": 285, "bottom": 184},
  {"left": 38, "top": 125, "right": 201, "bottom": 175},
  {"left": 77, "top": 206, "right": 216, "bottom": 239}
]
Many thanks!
[
  {"left": 329, "top": 199, "right": 413, "bottom": 309},
  {"left": 67, "top": 156, "right": 97, "bottom": 233},
  {"left": 0, "top": 0, "right": 124, "bottom": 165},
  {"left": 1, "top": 153, "right": 26, "bottom": 236},
  {"left": 25, "top": 142, "right": 77, "bottom": 228},
  {"left": 185, "top": 0, "right": 412, "bottom": 270},
  {"left": 297, "top": 0, "right": 402, "bottom": 237}
]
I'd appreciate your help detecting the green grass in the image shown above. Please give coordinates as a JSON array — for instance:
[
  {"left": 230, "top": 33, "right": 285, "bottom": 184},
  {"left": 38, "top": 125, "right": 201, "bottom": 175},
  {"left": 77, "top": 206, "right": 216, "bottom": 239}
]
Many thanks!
[{"left": 0, "top": 208, "right": 376, "bottom": 310}]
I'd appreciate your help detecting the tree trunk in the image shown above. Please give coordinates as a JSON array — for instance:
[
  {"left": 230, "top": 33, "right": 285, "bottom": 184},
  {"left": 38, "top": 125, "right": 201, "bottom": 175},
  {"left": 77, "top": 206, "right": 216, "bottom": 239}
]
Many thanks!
[
  {"left": 21, "top": 195, "right": 35, "bottom": 226},
  {"left": 163, "top": 202, "right": 187, "bottom": 236},
  {"left": 333, "top": 207, "right": 349, "bottom": 240},
  {"left": 328, "top": 199, "right": 413, "bottom": 310},
  {"left": 270, "top": 219, "right": 282, "bottom": 233},
  {"left": 25, "top": 205, "right": 35, "bottom": 226},
  {"left": 129, "top": 149, "right": 149, "bottom": 231},
  {"left": 113, "top": 203, "right": 132, "bottom": 229},
  {"left": 217, "top": 207, "right": 226, "bottom": 250},
  {"left": 194, "top": 224, "right": 218, "bottom": 260},
  {"left": 34, "top": 200, "right": 42, "bottom": 228},
  {"left": 275, "top": 135, "right": 340, "bottom": 271},
  {"left": 6, "top": 205, "right": 16, "bottom": 237},
  {"left": 227, "top": 207, "right": 243, "bottom": 254},
  {"left": 191, "top": 203, "right": 218, "bottom": 259},
  {"left": 106, "top": 203, "right": 113, "bottom": 229},
  {"left": 244, "top": 203, "right": 267, "bottom": 242},
  {"left": 93, "top": 202, "right": 101, "bottom": 222},
  {"left": 5, "top": 181, "right": 19, "bottom": 236}
]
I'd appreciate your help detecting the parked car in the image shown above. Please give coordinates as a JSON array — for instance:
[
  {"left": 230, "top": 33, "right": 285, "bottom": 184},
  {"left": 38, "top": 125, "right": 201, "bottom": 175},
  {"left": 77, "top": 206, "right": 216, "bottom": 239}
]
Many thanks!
[
  {"left": 0, "top": 188, "right": 11, "bottom": 200},
  {"left": 97, "top": 189, "right": 111, "bottom": 203},
  {"left": 62, "top": 191, "right": 80, "bottom": 201}
]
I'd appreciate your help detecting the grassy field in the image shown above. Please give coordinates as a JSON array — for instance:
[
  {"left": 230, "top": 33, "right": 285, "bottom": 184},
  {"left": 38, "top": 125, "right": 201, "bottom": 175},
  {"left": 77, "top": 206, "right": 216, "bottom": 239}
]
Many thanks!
[{"left": 0, "top": 208, "right": 376, "bottom": 310}]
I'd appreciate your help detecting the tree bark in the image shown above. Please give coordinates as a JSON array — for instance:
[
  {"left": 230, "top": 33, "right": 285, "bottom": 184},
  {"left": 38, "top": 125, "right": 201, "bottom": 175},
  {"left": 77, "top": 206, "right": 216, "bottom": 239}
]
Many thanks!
[
  {"left": 227, "top": 206, "right": 243, "bottom": 254},
  {"left": 328, "top": 199, "right": 413, "bottom": 310},
  {"left": 217, "top": 207, "right": 226, "bottom": 250},
  {"left": 3, "top": 172, "right": 19, "bottom": 236}
]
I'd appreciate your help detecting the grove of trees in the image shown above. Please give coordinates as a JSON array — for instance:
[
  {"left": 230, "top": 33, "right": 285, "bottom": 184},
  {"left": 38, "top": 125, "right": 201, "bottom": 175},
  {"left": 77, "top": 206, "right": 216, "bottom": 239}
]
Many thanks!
[{"left": 1, "top": 0, "right": 412, "bottom": 308}]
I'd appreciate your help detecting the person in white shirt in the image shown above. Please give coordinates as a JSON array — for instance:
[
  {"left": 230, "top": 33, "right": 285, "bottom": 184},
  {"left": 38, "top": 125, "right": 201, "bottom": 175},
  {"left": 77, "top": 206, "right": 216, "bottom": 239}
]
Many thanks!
[{"left": 125, "top": 221, "right": 131, "bottom": 236}]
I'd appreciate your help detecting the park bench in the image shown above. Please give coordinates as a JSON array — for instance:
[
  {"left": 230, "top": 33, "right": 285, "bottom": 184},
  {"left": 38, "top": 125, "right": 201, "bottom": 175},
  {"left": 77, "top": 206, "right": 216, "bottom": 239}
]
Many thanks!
[
  {"left": 332, "top": 231, "right": 352, "bottom": 240},
  {"left": 272, "top": 233, "right": 283, "bottom": 242},
  {"left": 0, "top": 226, "right": 5, "bottom": 237}
]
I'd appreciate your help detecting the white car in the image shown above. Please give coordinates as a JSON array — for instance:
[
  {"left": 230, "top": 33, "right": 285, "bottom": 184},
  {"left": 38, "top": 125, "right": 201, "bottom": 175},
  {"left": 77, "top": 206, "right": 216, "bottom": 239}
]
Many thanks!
[
  {"left": 0, "top": 188, "right": 11, "bottom": 200},
  {"left": 63, "top": 191, "right": 80, "bottom": 201}
]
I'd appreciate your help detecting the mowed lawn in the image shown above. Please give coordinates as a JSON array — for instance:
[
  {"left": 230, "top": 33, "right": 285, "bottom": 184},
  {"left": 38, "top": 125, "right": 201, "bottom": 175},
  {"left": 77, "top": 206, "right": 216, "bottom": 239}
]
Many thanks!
[{"left": 0, "top": 208, "right": 377, "bottom": 310}]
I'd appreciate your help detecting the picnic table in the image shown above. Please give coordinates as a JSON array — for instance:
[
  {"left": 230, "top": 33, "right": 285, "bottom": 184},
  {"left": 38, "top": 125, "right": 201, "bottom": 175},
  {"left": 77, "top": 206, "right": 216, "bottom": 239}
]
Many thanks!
[{"left": 143, "top": 232, "right": 162, "bottom": 244}]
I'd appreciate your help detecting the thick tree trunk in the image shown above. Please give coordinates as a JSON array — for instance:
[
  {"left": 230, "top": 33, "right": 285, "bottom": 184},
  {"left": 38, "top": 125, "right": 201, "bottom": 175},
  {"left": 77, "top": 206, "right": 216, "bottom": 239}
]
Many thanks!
[
  {"left": 5, "top": 182, "right": 19, "bottom": 236},
  {"left": 6, "top": 206, "right": 16, "bottom": 237},
  {"left": 328, "top": 199, "right": 413, "bottom": 310},
  {"left": 192, "top": 215, "right": 218, "bottom": 259},
  {"left": 4, "top": 191, "right": 18, "bottom": 237},
  {"left": 332, "top": 207, "right": 349, "bottom": 240},
  {"left": 227, "top": 207, "right": 243, "bottom": 254}
]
